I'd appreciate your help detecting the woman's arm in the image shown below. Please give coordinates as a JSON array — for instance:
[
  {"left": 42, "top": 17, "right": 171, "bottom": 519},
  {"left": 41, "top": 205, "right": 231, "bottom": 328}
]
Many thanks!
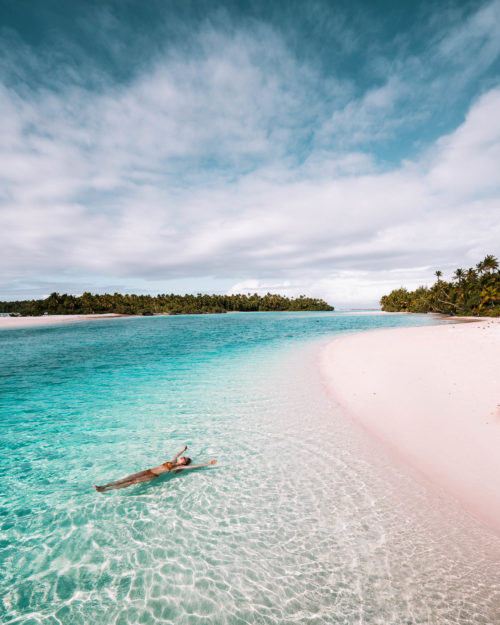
[
  {"left": 174, "top": 460, "right": 216, "bottom": 473},
  {"left": 171, "top": 445, "right": 188, "bottom": 462}
]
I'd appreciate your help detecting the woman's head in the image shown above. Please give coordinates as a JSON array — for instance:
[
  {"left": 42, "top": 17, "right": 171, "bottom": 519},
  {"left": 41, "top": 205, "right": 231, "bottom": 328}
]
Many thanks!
[{"left": 178, "top": 456, "right": 192, "bottom": 466}]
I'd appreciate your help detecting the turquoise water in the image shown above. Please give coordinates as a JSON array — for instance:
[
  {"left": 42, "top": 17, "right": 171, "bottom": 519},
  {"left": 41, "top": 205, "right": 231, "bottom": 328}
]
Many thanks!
[{"left": 1, "top": 312, "right": 500, "bottom": 624}]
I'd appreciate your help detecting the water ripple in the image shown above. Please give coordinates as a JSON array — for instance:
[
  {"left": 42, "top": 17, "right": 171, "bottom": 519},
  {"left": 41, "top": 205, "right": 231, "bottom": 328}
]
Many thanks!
[{"left": 1, "top": 314, "right": 500, "bottom": 624}]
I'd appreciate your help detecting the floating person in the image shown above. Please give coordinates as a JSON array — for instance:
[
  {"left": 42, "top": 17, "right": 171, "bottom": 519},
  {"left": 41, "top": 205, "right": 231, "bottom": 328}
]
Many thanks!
[{"left": 94, "top": 445, "right": 216, "bottom": 492}]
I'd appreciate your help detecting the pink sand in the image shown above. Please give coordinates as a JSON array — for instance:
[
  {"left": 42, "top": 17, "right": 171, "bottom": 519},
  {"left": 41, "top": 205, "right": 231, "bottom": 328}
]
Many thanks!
[
  {"left": 0, "top": 313, "right": 124, "bottom": 328},
  {"left": 321, "top": 319, "right": 500, "bottom": 533}
]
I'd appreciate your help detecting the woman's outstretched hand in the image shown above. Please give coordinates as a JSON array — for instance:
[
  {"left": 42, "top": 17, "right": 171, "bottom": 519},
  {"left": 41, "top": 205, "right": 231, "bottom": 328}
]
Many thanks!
[{"left": 210, "top": 459, "right": 217, "bottom": 465}]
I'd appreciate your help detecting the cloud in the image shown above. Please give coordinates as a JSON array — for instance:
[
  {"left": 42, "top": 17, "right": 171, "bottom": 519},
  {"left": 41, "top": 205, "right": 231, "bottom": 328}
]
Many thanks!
[
  {"left": 438, "top": 0, "right": 500, "bottom": 74},
  {"left": 0, "top": 1, "right": 499, "bottom": 306},
  {"left": 227, "top": 269, "right": 439, "bottom": 309}
]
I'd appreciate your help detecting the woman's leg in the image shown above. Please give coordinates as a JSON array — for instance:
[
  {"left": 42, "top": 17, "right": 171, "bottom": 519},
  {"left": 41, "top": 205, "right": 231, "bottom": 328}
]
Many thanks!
[
  {"left": 97, "top": 473, "right": 158, "bottom": 492},
  {"left": 94, "top": 470, "right": 155, "bottom": 492}
]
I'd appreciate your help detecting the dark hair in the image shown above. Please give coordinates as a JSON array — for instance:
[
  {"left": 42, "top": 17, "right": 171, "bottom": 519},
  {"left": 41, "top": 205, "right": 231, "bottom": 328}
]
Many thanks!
[{"left": 184, "top": 457, "right": 192, "bottom": 465}]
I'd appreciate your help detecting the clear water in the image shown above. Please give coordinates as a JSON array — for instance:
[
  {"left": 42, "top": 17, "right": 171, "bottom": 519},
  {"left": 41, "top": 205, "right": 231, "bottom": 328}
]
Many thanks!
[{"left": 1, "top": 312, "right": 500, "bottom": 624}]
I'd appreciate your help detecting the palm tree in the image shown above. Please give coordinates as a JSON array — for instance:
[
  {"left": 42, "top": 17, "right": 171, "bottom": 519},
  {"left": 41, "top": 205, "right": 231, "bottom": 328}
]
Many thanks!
[
  {"left": 453, "top": 268, "right": 464, "bottom": 282},
  {"left": 478, "top": 285, "right": 499, "bottom": 312},
  {"left": 435, "top": 270, "right": 442, "bottom": 282},
  {"left": 466, "top": 268, "right": 477, "bottom": 281},
  {"left": 482, "top": 254, "right": 499, "bottom": 273}
]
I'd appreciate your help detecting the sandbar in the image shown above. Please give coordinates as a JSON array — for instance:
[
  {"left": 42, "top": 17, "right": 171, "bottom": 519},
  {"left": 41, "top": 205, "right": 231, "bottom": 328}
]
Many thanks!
[
  {"left": 321, "top": 319, "right": 500, "bottom": 533},
  {"left": 0, "top": 313, "right": 126, "bottom": 329}
]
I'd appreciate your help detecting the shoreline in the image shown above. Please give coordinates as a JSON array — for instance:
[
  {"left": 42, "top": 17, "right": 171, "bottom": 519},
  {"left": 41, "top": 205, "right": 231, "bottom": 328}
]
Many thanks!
[
  {"left": 0, "top": 313, "right": 130, "bottom": 329},
  {"left": 0, "top": 309, "right": 405, "bottom": 328},
  {"left": 320, "top": 318, "right": 500, "bottom": 534}
]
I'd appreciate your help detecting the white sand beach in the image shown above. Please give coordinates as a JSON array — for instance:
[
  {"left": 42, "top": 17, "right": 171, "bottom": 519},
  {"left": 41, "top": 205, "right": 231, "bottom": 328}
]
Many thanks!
[
  {"left": 321, "top": 319, "right": 500, "bottom": 533},
  {"left": 0, "top": 314, "right": 125, "bottom": 329}
]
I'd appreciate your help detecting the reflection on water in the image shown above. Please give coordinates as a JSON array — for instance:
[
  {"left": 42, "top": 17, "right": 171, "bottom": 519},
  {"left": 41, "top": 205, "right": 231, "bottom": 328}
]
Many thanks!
[{"left": 1, "top": 313, "right": 499, "bottom": 624}]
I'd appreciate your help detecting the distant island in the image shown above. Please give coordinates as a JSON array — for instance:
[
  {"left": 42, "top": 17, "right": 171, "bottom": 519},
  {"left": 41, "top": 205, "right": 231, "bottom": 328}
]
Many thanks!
[
  {"left": 0, "top": 292, "right": 334, "bottom": 316},
  {"left": 380, "top": 254, "right": 499, "bottom": 316}
]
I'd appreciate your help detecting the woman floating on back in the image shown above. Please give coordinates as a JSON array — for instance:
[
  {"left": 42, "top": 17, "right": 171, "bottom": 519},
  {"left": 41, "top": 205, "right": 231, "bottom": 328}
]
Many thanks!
[{"left": 94, "top": 446, "right": 216, "bottom": 492}]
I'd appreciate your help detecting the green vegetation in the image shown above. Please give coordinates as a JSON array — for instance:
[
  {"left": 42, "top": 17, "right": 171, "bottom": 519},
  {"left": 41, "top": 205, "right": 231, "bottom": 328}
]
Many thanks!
[
  {"left": 380, "top": 254, "right": 500, "bottom": 316},
  {"left": 0, "top": 292, "right": 334, "bottom": 316}
]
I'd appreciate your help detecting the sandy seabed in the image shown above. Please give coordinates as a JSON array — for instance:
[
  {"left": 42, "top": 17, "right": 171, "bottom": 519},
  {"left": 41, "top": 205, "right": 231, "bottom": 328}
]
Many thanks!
[
  {"left": 3, "top": 311, "right": 499, "bottom": 531},
  {"left": 321, "top": 318, "right": 500, "bottom": 534}
]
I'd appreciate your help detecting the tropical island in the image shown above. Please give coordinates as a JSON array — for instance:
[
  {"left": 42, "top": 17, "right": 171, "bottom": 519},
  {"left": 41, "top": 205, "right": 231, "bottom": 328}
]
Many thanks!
[
  {"left": 380, "top": 254, "right": 499, "bottom": 316},
  {"left": 0, "top": 291, "right": 334, "bottom": 316}
]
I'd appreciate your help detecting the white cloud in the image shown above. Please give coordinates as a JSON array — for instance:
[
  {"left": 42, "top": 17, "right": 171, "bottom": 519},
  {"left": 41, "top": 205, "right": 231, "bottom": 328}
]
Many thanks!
[
  {"left": 319, "top": 77, "right": 406, "bottom": 146},
  {"left": 0, "top": 4, "right": 499, "bottom": 306},
  {"left": 438, "top": 0, "right": 500, "bottom": 74},
  {"left": 227, "top": 268, "right": 441, "bottom": 309}
]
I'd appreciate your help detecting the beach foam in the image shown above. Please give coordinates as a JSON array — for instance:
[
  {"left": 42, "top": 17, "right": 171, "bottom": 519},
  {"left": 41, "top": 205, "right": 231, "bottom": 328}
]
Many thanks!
[{"left": 321, "top": 319, "right": 500, "bottom": 533}]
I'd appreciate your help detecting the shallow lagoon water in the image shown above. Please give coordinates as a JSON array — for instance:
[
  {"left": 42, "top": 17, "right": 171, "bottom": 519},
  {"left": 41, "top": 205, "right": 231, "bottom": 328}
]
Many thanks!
[{"left": 1, "top": 312, "right": 500, "bottom": 624}]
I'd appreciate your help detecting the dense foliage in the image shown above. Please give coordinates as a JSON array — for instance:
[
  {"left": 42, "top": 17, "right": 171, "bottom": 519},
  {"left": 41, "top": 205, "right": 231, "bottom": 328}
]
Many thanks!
[
  {"left": 0, "top": 292, "right": 334, "bottom": 316},
  {"left": 380, "top": 255, "right": 500, "bottom": 316}
]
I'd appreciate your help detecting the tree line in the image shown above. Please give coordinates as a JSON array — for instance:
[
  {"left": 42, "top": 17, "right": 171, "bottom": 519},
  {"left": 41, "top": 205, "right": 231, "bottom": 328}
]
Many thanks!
[
  {"left": 0, "top": 292, "right": 334, "bottom": 316},
  {"left": 380, "top": 254, "right": 499, "bottom": 316}
]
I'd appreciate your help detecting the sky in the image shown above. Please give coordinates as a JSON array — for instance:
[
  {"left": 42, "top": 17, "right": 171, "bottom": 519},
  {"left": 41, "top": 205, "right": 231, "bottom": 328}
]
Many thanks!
[{"left": 0, "top": 0, "right": 499, "bottom": 308}]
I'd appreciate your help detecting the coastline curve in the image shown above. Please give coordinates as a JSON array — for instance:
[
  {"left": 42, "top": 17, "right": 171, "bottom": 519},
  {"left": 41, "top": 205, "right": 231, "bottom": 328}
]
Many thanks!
[{"left": 320, "top": 319, "right": 500, "bottom": 534}]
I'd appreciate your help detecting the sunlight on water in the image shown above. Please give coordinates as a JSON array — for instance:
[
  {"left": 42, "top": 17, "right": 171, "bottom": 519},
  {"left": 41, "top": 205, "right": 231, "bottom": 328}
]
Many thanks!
[{"left": 1, "top": 313, "right": 499, "bottom": 624}]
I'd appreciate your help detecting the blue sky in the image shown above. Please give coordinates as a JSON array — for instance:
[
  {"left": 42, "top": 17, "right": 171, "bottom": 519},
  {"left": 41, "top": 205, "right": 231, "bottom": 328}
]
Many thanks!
[{"left": 1, "top": 0, "right": 499, "bottom": 306}]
